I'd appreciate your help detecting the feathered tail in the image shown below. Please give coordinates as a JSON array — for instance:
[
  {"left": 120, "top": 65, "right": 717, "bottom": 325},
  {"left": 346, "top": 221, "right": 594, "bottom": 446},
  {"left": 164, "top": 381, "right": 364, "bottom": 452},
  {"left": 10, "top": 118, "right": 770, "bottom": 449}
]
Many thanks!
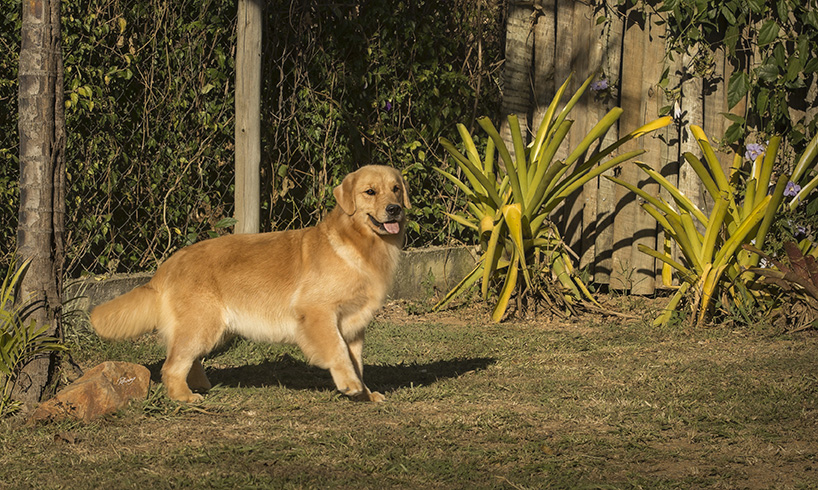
[{"left": 90, "top": 284, "right": 160, "bottom": 340}]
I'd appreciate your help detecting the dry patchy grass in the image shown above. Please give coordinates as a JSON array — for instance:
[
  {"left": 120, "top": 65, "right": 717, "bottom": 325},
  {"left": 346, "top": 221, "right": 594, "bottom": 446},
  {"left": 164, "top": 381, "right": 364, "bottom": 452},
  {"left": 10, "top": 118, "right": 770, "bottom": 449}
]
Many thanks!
[{"left": 2, "top": 298, "right": 817, "bottom": 489}]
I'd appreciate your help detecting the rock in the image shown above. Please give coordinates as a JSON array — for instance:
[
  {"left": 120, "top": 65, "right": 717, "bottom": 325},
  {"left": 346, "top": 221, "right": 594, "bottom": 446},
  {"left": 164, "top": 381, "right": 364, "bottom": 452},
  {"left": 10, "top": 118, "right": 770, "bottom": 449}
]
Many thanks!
[{"left": 28, "top": 361, "right": 150, "bottom": 424}]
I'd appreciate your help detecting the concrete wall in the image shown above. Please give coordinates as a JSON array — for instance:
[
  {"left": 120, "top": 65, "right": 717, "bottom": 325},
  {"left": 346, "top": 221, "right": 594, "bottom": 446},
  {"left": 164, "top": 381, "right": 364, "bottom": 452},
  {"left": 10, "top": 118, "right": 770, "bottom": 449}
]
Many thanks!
[{"left": 68, "top": 246, "right": 477, "bottom": 311}]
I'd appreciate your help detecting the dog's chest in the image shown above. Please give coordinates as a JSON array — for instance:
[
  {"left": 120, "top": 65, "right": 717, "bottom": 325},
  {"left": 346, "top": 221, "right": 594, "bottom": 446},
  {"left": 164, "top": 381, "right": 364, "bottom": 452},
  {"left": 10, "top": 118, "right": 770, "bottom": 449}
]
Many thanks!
[{"left": 324, "top": 233, "right": 400, "bottom": 286}]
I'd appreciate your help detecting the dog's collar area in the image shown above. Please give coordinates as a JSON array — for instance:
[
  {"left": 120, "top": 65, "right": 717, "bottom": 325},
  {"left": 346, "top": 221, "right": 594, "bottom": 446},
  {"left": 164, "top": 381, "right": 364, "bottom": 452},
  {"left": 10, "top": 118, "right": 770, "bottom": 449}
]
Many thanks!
[{"left": 368, "top": 214, "right": 401, "bottom": 235}]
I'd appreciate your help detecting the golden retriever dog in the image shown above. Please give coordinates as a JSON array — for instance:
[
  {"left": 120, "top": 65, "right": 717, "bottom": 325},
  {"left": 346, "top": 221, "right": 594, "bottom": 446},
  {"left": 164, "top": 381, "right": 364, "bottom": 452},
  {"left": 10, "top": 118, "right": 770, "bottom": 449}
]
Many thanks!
[{"left": 90, "top": 165, "right": 410, "bottom": 403}]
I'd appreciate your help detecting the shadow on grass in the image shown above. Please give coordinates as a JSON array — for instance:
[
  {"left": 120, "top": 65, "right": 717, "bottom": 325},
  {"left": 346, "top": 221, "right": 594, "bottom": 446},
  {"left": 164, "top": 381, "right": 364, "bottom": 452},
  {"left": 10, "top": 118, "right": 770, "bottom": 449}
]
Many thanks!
[{"left": 145, "top": 355, "right": 496, "bottom": 395}]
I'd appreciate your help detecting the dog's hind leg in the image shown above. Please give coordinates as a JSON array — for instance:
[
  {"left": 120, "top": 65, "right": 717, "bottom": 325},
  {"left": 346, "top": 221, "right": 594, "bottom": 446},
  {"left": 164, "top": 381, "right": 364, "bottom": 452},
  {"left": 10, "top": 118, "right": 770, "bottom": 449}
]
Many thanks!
[
  {"left": 162, "top": 348, "right": 203, "bottom": 403},
  {"left": 161, "top": 309, "right": 223, "bottom": 403}
]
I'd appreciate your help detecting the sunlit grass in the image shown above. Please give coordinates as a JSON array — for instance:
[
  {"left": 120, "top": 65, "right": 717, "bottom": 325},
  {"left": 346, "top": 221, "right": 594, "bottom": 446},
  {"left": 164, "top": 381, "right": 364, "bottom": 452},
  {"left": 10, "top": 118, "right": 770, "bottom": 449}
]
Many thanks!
[{"left": 3, "top": 303, "right": 817, "bottom": 489}]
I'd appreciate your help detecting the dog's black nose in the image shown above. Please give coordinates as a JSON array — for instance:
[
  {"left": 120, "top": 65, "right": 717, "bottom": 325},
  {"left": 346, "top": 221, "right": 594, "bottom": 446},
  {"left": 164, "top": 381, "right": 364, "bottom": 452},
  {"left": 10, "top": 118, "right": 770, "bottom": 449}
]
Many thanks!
[{"left": 386, "top": 204, "right": 402, "bottom": 217}]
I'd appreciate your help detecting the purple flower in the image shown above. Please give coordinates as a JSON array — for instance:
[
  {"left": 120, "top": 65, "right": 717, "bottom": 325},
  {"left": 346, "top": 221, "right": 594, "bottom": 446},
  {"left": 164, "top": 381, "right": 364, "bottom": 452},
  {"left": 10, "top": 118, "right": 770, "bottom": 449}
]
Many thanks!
[
  {"left": 784, "top": 181, "right": 801, "bottom": 198},
  {"left": 590, "top": 79, "right": 609, "bottom": 92},
  {"left": 384, "top": 101, "right": 393, "bottom": 112},
  {"left": 745, "top": 143, "right": 765, "bottom": 161},
  {"left": 796, "top": 225, "right": 807, "bottom": 238},
  {"left": 787, "top": 219, "right": 808, "bottom": 238}
]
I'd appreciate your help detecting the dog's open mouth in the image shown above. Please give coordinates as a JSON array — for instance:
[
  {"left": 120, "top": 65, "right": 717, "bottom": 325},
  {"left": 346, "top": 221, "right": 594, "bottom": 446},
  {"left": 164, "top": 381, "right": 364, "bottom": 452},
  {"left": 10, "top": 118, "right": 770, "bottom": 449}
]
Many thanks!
[{"left": 369, "top": 215, "right": 401, "bottom": 235}]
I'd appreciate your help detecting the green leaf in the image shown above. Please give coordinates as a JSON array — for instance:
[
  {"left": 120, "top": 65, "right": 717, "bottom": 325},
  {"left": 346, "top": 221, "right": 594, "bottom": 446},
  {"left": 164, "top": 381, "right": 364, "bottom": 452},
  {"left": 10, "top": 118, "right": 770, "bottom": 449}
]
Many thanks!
[
  {"left": 746, "top": 0, "right": 767, "bottom": 14},
  {"left": 773, "top": 43, "right": 786, "bottom": 68},
  {"left": 723, "top": 122, "right": 743, "bottom": 145},
  {"left": 758, "top": 21, "right": 780, "bottom": 46},
  {"left": 439, "top": 137, "right": 503, "bottom": 207},
  {"left": 808, "top": 11, "right": 818, "bottom": 30},
  {"left": 776, "top": 0, "right": 789, "bottom": 22},
  {"left": 433, "top": 167, "right": 476, "bottom": 200},
  {"left": 727, "top": 71, "right": 750, "bottom": 109},
  {"left": 682, "top": 152, "right": 721, "bottom": 202},
  {"left": 214, "top": 217, "right": 237, "bottom": 229},
  {"left": 757, "top": 62, "right": 780, "bottom": 83},
  {"left": 756, "top": 87, "right": 770, "bottom": 113},
  {"left": 725, "top": 25, "right": 740, "bottom": 56},
  {"left": 564, "top": 107, "right": 624, "bottom": 168},
  {"left": 720, "top": 113, "right": 745, "bottom": 124},
  {"left": 721, "top": 3, "right": 736, "bottom": 24}
]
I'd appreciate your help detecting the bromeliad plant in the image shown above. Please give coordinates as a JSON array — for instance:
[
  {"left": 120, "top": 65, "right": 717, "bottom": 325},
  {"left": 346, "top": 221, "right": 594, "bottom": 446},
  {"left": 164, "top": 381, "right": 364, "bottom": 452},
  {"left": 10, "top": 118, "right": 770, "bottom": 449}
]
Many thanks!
[
  {"left": 0, "top": 259, "right": 66, "bottom": 417},
  {"left": 434, "top": 74, "right": 672, "bottom": 321},
  {"left": 607, "top": 126, "right": 818, "bottom": 327}
]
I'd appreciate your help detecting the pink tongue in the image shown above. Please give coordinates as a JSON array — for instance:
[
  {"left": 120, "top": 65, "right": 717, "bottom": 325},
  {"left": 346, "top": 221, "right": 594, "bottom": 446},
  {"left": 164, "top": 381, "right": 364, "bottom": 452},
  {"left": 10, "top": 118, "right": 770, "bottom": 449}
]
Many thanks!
[{"left": 383, "top": 221, "right": 400, "bottom": 234}]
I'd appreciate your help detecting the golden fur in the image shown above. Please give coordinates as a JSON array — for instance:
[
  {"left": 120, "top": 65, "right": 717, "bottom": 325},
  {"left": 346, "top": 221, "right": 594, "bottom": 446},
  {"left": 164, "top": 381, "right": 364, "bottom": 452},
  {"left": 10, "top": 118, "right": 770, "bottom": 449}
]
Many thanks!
[{"left": 90, "top": 165, "right": 410, "bottom": 403}]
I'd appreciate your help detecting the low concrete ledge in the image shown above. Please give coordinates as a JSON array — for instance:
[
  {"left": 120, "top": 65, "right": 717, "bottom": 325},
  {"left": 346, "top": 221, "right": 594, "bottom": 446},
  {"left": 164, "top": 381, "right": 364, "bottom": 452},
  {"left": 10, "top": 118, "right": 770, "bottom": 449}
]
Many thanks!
[
  {"left": 390, "top": 246, "right": 477, "bottom": 302},
  {"left": 69, "top": 273, "right": 153, "bottom": 312},
  {"left": 68, "top": 246, "right": 477, "bottom": 311}
]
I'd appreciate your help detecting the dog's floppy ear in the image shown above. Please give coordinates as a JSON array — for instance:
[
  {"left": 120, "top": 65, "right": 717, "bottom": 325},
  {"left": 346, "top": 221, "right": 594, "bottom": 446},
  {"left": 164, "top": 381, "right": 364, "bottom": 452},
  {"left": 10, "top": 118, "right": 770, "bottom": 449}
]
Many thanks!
[
  {"left": 399, "top": 174, "right": 412, "bottom": 210},
  {"left": 333, "top": 172, "right": 357, "bottom": 215}
]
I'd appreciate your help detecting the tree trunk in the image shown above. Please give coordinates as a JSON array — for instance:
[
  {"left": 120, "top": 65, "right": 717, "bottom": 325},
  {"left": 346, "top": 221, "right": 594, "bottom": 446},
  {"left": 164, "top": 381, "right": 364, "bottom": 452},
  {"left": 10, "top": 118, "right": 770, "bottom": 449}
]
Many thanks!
[{"left": 15, "top": 0, "right": 65, "bottom": 409}]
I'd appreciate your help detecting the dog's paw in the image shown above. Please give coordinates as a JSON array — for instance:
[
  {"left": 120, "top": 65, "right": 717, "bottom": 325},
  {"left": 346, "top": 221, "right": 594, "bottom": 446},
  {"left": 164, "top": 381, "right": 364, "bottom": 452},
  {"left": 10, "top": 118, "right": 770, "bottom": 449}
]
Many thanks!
[
  {"left": 348, "top": 390, "right": 385, "bottom": 402},
  {"left": 170, "top": 392, "right": 204, "bottom": 404},
  {"left": 350, "top": 390, "right": 386, "bottom": 403},
  {"left": 186, "top": 393, "right": 205, "bottom": 404}
]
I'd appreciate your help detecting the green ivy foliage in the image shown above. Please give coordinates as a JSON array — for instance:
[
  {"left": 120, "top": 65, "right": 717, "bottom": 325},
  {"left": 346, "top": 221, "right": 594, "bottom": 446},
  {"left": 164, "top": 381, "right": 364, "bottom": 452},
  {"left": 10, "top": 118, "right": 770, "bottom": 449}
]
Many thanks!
[
  {"left": 60, "top": 0, "right": 238, "bottom": 275},
  {"left": 653, "top": 0, "right": 818, "bottom": 146},
  {"left": 0, "top": 0, "right": 502, "bottom": 275},
  {"left": 258, "top": 1, "right": 503, "bottom": 246},
  {"left": 602, "top": 0, "right": 818, "bottom": 147},
  {"left": 596, "top": 0, "right": 818, "bottom": 259},
  {"left": 0, "top": 5, "right": 20, "bottom": 267}
]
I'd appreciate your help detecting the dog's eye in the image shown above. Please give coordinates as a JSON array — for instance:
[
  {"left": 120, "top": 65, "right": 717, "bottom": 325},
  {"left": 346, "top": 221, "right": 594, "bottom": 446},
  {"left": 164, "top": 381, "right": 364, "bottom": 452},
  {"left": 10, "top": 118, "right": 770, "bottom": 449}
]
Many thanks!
[
  {"left": 392, "top": 185, "right": 400, "bottom": 193},
  {"left": 365, "top": 189, "right": 376, "bottom": 196}
]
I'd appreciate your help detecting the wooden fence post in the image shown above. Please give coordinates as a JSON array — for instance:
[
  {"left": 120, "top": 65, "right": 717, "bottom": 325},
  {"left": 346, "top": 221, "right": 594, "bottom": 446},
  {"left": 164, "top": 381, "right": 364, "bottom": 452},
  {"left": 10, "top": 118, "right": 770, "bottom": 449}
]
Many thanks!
[{"left": 235, "top": 0, "right": 261, "bottom": 234}]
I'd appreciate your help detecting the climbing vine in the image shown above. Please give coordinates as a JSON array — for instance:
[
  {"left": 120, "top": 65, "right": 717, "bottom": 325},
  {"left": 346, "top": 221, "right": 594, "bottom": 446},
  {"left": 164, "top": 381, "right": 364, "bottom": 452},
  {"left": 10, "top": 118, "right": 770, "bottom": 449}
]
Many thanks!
[{"left": 599, "top": 0, "right": 818, "bottom": 147}]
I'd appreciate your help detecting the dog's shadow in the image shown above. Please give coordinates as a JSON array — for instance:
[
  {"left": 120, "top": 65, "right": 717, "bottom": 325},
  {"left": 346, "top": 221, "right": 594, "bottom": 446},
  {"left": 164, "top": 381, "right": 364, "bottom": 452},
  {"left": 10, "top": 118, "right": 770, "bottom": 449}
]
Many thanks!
[{"left": 145, "top": 354, "right": 496, "bottom": 395}]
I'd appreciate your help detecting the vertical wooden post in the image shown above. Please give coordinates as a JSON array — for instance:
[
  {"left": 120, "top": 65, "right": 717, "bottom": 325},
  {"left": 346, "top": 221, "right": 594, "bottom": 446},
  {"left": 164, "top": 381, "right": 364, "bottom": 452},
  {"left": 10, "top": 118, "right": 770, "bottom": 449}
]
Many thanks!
[
  {"left": 500, "top": 4, "right": 534, "bottom": 151},
  {"left": 593, "top": 6, "right": 625, "bottom": 287},
  {"left": 610, "top": 9, "right": 647, "bottom": 292},
  {"left": 531, "top": 0, "right": 555, "bottom": 127},
  {"left": 235, "top": 0, "right": 261, "bottom": 234}
]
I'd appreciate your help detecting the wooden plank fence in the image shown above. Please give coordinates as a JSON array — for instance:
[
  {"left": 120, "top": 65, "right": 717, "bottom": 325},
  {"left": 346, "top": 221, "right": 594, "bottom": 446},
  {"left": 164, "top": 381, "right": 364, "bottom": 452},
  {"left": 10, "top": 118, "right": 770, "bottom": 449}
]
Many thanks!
[{"left": 502, "top": 1, "right": 742, "bottom": 294}]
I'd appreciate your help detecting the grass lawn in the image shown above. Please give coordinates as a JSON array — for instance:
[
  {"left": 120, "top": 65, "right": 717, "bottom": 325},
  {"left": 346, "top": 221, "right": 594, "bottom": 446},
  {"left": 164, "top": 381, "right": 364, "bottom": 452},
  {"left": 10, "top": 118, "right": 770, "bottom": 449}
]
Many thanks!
[{"left": 2, "top": 298, "right": 817, "bottom": 489}]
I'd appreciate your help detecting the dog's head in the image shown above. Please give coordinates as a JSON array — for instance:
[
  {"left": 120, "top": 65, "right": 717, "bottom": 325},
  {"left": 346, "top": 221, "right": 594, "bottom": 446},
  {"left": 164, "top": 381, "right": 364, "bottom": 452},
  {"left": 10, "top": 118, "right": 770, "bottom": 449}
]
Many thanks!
[{"left": 333, "top": 165, "right": 411, "bottom": 237}]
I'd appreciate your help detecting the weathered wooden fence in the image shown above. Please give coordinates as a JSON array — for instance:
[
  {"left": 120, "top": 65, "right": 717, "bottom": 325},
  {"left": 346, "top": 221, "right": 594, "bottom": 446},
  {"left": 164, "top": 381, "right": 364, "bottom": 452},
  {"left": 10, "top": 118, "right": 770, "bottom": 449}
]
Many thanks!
[{"left": 501, "top": 1, "right": 745, "bottom": 294}]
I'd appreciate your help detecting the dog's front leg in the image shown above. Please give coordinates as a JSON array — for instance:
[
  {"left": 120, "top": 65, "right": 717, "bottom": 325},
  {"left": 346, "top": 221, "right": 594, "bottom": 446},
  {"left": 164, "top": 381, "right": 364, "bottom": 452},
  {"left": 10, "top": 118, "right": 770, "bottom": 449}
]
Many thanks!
[
  {"left": 346, "top": 332, "right": 385, "bottom": 402},
  {"left": 296, "top": 309, "right": 376, "bottom": 401}
]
